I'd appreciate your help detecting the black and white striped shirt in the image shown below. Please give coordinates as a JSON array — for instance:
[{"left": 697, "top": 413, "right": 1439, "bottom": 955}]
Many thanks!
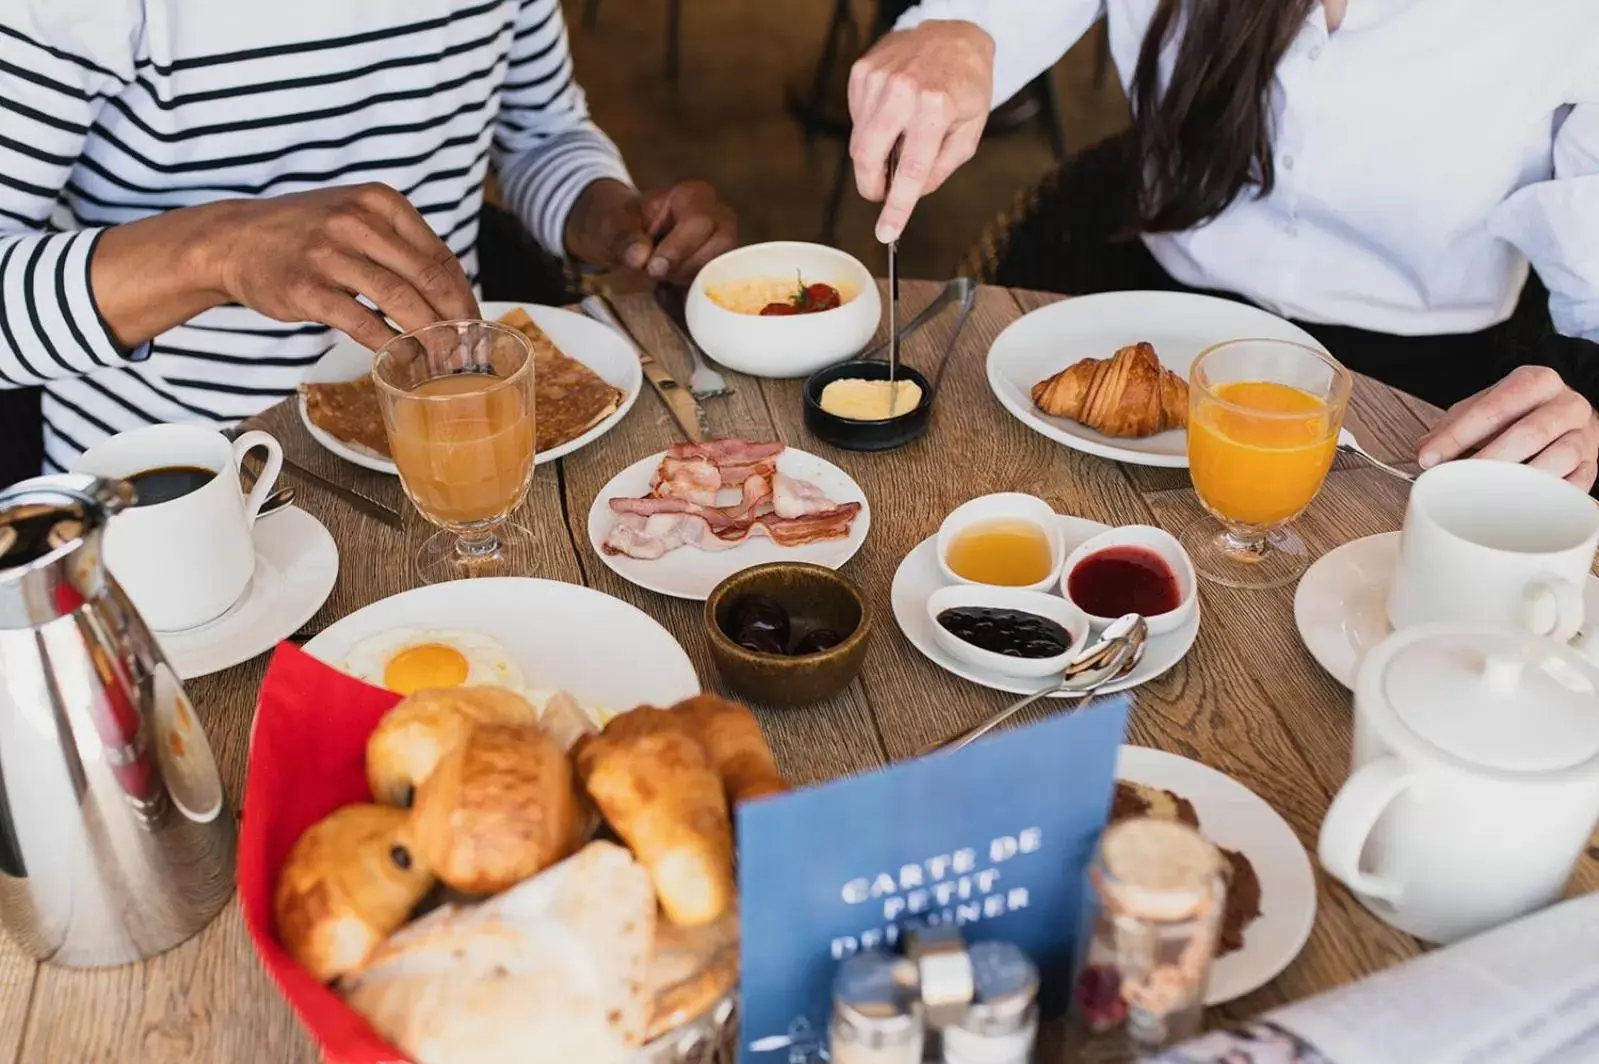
[{"left": 0, "top": 0, "right": 631, "bottom": 472}]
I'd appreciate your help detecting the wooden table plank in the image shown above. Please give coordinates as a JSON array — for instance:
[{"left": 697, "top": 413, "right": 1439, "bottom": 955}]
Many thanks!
[{"left": 0, "top": 935, "right": 34, "bottom": 1064}]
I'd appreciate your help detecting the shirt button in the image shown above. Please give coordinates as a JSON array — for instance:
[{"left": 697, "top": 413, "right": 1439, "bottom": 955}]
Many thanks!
[
  {"left": 1309, "top": 45, "right": 1323, "bottom": 60},
  {"left": 1282, "top": 154, "right": 1295, "bottom": 171}
]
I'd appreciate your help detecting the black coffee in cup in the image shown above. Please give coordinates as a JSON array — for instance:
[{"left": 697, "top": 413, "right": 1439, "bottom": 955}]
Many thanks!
[{"left": 126, "top": 465, "right": 216, "bottom": 507}]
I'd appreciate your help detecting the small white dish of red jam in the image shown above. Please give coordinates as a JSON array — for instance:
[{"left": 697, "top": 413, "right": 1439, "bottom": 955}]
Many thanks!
[{"left": 1061, "top": 525, "right": 1198, "bottom": 637}]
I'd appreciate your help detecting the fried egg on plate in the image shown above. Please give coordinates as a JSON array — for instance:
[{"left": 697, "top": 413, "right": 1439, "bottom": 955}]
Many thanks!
[{"left": 341, "top": 628, "right": 526, "bottom": 697}]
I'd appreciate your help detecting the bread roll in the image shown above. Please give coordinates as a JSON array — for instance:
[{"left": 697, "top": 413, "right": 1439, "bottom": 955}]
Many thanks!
[
  {"left": 577, "top": 708, "right": 735, "bottom": 927},
  {"left": 412, "top": 723, "right": 576, "bottom": 894},
  {"left": 342, "top": 841, "right": 656, "bottom": 1064},
  {"left": 274, "top": 804, "right": 434, "bottom": 982},
  {"left": 673, "top": 695, "right": 787, "bottom": 804},
  {"left": 365, "top": 686, "right": 542, "bottom": 807}
]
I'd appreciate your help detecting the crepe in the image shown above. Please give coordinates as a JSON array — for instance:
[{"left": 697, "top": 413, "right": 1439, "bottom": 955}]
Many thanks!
[
  {"left": 340, "top": 841, "right": 655, "bottom": 1064},
  {"left": 299, "top": 378, "right": 390, "bottom": 458},
  {"left": 497, "top": 308, "right": 623, "bottom": 453}
]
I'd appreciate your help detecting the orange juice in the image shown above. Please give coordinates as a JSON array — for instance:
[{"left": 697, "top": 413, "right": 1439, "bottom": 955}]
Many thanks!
[
  {"left": 1188, "top": 380, "right": 1338, "bottom": 527},
  {"left": 386, "top": 373, "right": 535, "bottom": 526}
]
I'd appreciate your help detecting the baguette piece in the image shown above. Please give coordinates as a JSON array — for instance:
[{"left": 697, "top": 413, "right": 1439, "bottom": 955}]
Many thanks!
[
  {"left": 341, "top": 841, "right": 655, "bottom": 1064},
  {"left": 576, "top": 708, "right": 735, "bottom": 927}
]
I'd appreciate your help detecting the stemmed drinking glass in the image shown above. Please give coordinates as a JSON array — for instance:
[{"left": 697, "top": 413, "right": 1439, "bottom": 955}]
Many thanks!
[
  {"left": 1180, "top": 338, "right": 1352, "bottom": 589},
  {"left": 373, "top": 320, "right": 537, "bottom": 584}
]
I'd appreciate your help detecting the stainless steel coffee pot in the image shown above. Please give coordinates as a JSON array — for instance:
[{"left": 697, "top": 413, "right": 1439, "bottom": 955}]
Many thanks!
[{"left": 0, "top": 474, "right": 235, "bottom": 966}]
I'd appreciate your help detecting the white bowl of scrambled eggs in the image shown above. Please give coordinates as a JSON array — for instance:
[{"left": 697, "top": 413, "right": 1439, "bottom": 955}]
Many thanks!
[{"left": 686, "top": 241, "right": 881, "bottom": 379}]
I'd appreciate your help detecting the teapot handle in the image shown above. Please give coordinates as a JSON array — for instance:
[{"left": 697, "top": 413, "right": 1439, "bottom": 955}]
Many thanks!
[{"left": 1317, "top": 756, "right": 1413, "bottom": 905}]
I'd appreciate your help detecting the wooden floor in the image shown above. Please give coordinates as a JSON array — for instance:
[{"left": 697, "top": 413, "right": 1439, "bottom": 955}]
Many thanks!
[{"left": 564, "top": 0, "right": 1129, "bottom": 282}]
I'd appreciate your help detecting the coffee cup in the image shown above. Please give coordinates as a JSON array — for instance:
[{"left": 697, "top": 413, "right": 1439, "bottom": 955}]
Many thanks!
[
  {"left": 72, "top": 424, "right": 284, "bottom": 632},
  {"left": 1386, "top": 460, "right": 1599, "bottom": 645}
]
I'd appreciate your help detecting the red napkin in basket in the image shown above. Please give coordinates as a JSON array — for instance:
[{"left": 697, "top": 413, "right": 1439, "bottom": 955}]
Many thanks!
[{"left": 238, "top": 642, "right": 409, "bottom": 1064}]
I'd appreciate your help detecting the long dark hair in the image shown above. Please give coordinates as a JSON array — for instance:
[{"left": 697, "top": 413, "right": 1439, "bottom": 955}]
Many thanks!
[{"left": 1127, "top": 0, "right": 1318, "bottom": 234}]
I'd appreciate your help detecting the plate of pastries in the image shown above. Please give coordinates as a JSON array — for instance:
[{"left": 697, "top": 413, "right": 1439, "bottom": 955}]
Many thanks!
[
  {"left": 271, "top": 683, "right": 782, "bottom": 1064},
  {"left": 298, "top": 302, "right": 642, "bottom": 474},
  {"left": 984, "top": 291, "right": 1324, "bottom": 468}
]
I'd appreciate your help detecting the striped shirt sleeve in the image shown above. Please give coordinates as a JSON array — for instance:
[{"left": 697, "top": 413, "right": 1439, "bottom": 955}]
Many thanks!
[
  {"left": 491, "top": 0, "right": 633, "bottom": 260},
  {"left": 0, "top": 2, "right": 144, "bottom": 388}
]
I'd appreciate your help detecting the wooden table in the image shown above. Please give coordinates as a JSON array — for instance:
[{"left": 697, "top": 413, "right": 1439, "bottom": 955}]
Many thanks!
[{"left": 4, "top": 282, "right": 1595, "bottom": 1063}]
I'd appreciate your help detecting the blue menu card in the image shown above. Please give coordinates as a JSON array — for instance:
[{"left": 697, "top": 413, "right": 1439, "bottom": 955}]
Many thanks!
[{"left": 736, "top": 695, "right": 1130, "bottom": 1062}]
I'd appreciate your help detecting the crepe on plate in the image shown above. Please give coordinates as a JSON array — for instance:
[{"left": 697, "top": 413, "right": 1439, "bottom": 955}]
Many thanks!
[{"left": 299, "top": 308, "right": 623, "bottom": 458}]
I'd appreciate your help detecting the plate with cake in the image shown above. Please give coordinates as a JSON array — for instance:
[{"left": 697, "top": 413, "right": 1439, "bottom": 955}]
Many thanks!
[
  {"left": 985, "top": 291, "right": 1323, "bottom": 468},
  {"left": 298, "top": 302, "right": 642, "bottom": 474},
  {"left": 1113, "top": 744, "right": 1316, "bottom": 1004}
]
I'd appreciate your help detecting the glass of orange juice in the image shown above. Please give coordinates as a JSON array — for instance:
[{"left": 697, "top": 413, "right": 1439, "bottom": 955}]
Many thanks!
[
  {"left": 1181, "top": 338, "right": 1351, "bottom": 589},
  {"left": 374, "top": 320, "right": 537, "bottom": 584}
]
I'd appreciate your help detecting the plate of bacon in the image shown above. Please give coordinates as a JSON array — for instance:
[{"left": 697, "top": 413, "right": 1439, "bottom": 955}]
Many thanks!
[{"left": 588, "top": 438, "right": 870, "bottom": 600}]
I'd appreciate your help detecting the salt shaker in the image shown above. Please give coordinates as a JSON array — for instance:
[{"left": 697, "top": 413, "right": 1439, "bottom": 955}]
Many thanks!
[
  {"left": 828, "top": 951, "right": 925, "bottom": 1064},
  {"left": 1073, "top": 818, "right": 1224, "bottom": 1053},
  {"left": 941, "top": 941, "right": 1039, "bottom": 1064}
]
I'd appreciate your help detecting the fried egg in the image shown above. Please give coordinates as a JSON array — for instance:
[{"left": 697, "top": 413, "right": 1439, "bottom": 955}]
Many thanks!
[{"left": 341, "top": 628, "right": 526, "bottom": 697}]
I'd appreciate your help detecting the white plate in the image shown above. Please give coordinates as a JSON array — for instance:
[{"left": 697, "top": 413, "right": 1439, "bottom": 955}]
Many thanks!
[
  {"left": 1115, "top": 744, "right": 1318, "bottom": 1005},
  {"left": 157, "top": 506, "right": 338, "bottom": 680},
  {"left": 302, "top": 577, "right": 700, "bottom": 715},
  {"left": 891, "top": 515, "right": 1198, "bottom": 696},
  {"left": 1294, "top": 531, "right": 1599, "bottom": 689},
  {"left": 985, "top": 291, "right": 1323, "bottom": 468},
  {"left": 297, "top": 300, "right": 643, "bottom": 475},
  {"left": 588, "top": 448, "right": 871, "bottom": 601}
]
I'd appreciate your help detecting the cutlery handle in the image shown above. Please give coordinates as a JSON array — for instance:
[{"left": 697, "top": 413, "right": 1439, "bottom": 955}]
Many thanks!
[{"left": 935, "top": 684, "right": 1060, "bottom": 755}]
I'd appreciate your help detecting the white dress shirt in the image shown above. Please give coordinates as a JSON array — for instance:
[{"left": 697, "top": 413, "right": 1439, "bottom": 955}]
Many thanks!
[{"left": 897, "top": 0, "right": 1599, "bottom": 344}]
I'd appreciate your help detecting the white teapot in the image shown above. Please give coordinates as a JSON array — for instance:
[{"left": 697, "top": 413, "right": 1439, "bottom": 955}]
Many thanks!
[{"left": 1318, "top": 621, "right": 1599, "bottom": 945}]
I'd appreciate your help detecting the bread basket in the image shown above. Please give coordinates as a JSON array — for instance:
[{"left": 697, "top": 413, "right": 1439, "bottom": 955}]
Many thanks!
[{"left": 240, "top": 643, "right": 739, "bottom": 1064}]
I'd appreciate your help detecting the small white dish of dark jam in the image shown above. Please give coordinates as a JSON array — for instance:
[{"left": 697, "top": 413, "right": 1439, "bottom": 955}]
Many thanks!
[
  {"left": 1061, "top": 524, "right": 1197, "bottom": 637},
  {"left": 925, "top": 584, "right": 1090, "bottom": 679}
]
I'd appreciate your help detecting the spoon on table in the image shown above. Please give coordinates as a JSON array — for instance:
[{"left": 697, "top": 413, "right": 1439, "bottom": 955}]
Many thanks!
[
  {"left": 1337, "top": 428, "right": 1416, "bottom": 483},
  {"left": 917, "top": 614, "right": 1149, "bottom": 758}
]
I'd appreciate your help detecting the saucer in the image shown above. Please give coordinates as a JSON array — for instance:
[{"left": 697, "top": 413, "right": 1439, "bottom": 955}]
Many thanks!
[
  {"left": 157, "top": 507, "right": 339, "bottom": 680},
  {"left": 890, "top": 514, "right": 1200, "bottom": 697},
  {"left": 1116, "top": 745, "right": 1317, "bottom": 1005},
  {"left": 1294, "top": 531, "right": 1599, "bottom": 688}
]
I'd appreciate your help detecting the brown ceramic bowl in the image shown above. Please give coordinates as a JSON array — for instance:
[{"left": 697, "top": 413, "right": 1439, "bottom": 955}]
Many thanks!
[{"left": 704, "top": 562, "right": 872, "bottom": 707}]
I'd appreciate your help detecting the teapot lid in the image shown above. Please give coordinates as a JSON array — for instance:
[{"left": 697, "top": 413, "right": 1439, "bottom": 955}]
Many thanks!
[
  {"left": 1364, "top": 623, "right": 1599, "bottom": 774},
  {"left": 0, "top": 475, "right": 132, "bottom": 575}
]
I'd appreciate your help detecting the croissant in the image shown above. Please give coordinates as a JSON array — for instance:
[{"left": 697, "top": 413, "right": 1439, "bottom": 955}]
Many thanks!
[
  {"left": 1031, "top": 342, "right": 1188, "bottom": 438},
  {"left": 576, "top": 708, "right": 735, "bottom": 927},
  {"left": 671, "top": 695, "right": 788, "bottom": 805}
]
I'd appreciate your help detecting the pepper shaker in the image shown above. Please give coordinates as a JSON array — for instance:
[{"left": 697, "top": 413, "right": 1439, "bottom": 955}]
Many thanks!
[
  {"left": 829, "top": 951, "right": 926, "bottom": 1064},
  {"left": 941, "top": 940, "right": 1039, "bottom": 1064},
  {"left": 1073, "top": 818, "right": 1225, "bottom": 1053}
]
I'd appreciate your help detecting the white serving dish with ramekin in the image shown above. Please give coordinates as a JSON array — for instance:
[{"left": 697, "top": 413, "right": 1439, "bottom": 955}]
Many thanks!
[
  {"left": 685, "top": 242, "right": 881, "bottom": 378},
  {"left": 1061, "top": 524, "right": 1198, "bottom": 637},
  {"left": 935, "top": 492, "right": 1066, "bottom": 594},
  {"left": 925, "top": 584, "right": 1091, "bottom": 679}
]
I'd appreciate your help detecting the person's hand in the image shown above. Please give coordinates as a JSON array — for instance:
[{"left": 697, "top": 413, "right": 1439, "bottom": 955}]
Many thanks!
[
  {"left": 1416, "top": 364, "right": 1599, "bottom": 490},
  {"left": 211, "top": 183, "right": 479, "bottom": 352},
  {"left": 566, "top": 178, "right": 737, "bottom": 285},
  {"left": 848, "top": 21, "right": 995, "bottom": 243}
]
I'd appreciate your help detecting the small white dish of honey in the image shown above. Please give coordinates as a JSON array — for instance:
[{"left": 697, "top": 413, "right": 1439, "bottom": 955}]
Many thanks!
[{"left": 935, "top": 493, "right": 1066, "bottom": 594}]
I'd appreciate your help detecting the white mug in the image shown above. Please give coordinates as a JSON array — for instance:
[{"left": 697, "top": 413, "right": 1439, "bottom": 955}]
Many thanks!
[
  {"left": 1318, "top": 622, "right": 1599, "bottom": 945},
  {"left": 71, "top": 424, "right": 283, "bottom": 632},
  {"left": 1387, "top": 460, "right": 1599, "bottom": 645}
]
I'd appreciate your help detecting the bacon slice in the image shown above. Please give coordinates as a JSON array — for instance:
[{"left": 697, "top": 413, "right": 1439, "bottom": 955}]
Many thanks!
[
  {"left": 756, "top": 503, "right": 862, "bottom": 546},
  {"left": 650, "top": 456, "right": 720, "bottom": 505},
  {"left": 667, "top": 439, "right": 785, "bottom": 466}
]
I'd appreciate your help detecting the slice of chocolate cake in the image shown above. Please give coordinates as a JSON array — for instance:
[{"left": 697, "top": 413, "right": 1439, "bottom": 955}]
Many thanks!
[{"left": 1110, "top": 780, "right": 1200, "bottom": 828}]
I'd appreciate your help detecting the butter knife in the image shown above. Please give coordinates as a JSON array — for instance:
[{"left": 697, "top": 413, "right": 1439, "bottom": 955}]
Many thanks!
[{"left": 581, "top": 294, "right": 707, "bottom": 443}]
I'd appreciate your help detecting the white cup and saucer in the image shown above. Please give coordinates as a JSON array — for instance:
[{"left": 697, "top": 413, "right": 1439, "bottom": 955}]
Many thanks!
[
  {"left": 1293, "top": 459, "right": 1599, "bottom": 688},
  {"left": 71, "top": 423, "right": 339, "bottom": 679}
]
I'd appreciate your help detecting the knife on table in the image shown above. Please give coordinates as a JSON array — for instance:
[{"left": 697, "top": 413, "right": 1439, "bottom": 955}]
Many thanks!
[{"left": 580, "top": 294, "right": 707, "bottom": 443}]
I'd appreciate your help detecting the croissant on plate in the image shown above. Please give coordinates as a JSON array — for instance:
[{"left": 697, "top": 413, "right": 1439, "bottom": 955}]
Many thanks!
[{"left": 1031, "top": 341, "right": 1188, "bottom": 438}]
